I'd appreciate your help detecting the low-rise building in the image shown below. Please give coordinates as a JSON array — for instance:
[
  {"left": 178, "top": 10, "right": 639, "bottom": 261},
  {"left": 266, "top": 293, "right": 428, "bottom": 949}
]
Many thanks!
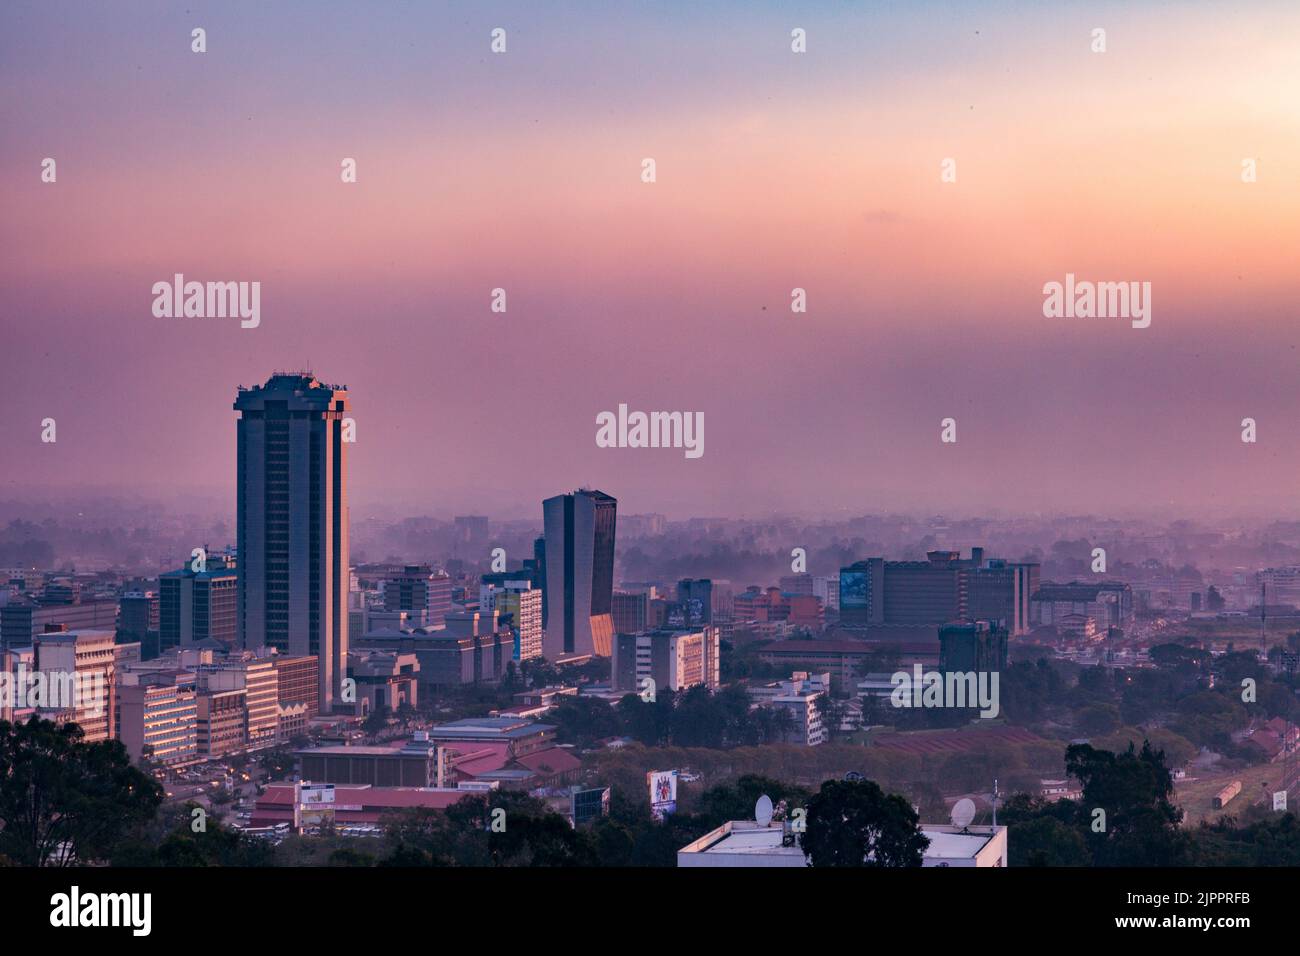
[
  {"left": 346, "top": 649, "right": 419, "bottom": 716},
  {"left": 677, "top": 820, "right": 1008, "bottom": 867},
  {"left": 612, "top": 627, "right": 720, "bottom": 693},
  {"left": 297, "top": 732, "right": 447, "bottom": 787},
  {"left": 749, "top": 672, "right": 830, "bottom": 746}
]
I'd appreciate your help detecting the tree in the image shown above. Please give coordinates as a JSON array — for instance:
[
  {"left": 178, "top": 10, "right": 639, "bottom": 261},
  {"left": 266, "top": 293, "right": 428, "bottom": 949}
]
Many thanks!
[
  {"left": 362, "top": 706, "right": 390, "bottom": 734},
  {"left": 801, "top": 778, "right": 929, "bottom": 867},
  {"left": 150, "top": 804, "right": 274, "bottom": 866},
  {"left": 1066, "top": 741, "right": 1188, "bottom": 866},
  {"left": 696, "top": 775, "right": 811, "bottom": 829},
  {"left": 552, "top": 696, "right": 622, "bottom": 748},
  {"left": 0, "top": 717, "right": 163, "bottom": 866},
  {"left": 1076, "top": 703, "right": 1122, "bottom": 737},
  {"left": 382, "top": 791, "right": 598, "bottom": 866},
  {"left": 1008, "top": 815, "right": 1090, "bottom": 866}
]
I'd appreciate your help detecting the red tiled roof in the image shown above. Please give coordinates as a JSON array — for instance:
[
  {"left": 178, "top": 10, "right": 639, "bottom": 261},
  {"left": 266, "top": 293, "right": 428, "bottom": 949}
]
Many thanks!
[
  {"left": 256, "top": 784, "right": 471, "bottom": 811},
  {"left": 514, "top": 747, "right": 581, "bottom": 775},
  {"left": 448, "top": 743, "right": 512, "bottom": 777}
]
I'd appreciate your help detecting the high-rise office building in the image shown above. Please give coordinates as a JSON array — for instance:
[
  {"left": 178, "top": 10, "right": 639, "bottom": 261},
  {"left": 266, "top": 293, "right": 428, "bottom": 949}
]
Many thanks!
[
  {"left": 118, "top": 590, "right": 159, "bottom": 643},
  {"left": 542, "top": 489, "right": 616, "bottom": 658},
  {"left": 117, "top": 674, "right": 199, "bottom": 766},
  {"left": 2, "top": 594, "right": 118, "bottom": 650},
  {"left": 938, "top": 620, "right": 1008, "bottom": 674},
  {"left": 272, "top": 654, "right": 321, "bottom": 718},
  {"left": 612, "top": 590, "right": 649, "bottom": 635},
  {"left": 453, "top": 515, "right": 490, "bottom": 546},
  {"left": 838, "top": 549, "right": 1037, "bottom": 635},
  {"left": 196, "top": 655, "right": 280, "bottom": 749},
  {"left": 234, "top": 372, "right": 350, "bottom": 709},
  {"left": 612, "top": 627, "right": 720, "bottom": 693},
  {"left": 159, "top": 554, "right": 238, "bottom": 650},
  {"left": 671, "top": 579, "right": 713, "bottom": 627},
  {"left": 484, "top": 584, "right": 543, "bottom": 662},
  {"left": 526, "top": 537, "right": 547, "bottom": 628},
  {"left": 382, "top": 565, "right": 452, "bottom": 628},
  {"left": 967, "top": 559, "right": 1039, "bottom": 635}
]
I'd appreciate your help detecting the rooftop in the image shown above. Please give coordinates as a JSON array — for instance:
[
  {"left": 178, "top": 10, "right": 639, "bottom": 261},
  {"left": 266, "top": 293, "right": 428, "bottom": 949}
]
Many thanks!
[
  {"left": 429, "top": 716, "right": 555, "bottom": 740},
  {"left": 678, "top": 820, "right": 1005, "bottom": 865}
]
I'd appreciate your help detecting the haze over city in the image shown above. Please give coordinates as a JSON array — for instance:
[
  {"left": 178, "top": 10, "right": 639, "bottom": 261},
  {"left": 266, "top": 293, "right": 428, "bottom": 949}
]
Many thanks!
[
  {"left": 4, "top": 1, "right": 1300, "bottom": 517},
  {"left": 4, "top": 1, "right": 1300, "bottom": 932}
]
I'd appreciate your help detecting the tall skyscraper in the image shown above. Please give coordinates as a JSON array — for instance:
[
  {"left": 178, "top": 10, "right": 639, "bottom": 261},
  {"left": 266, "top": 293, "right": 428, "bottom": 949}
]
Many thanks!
[
  {"left": 542, "top": 489, "right": 616, "bottom": 658},
  {"left": 234, "top": 372, "right": 350, "bottom": 709}
]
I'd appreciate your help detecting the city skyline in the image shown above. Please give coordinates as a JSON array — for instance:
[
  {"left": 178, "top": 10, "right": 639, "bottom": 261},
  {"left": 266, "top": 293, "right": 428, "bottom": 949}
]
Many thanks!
[{"left": 6, "top": 0, "right": 1300, "bottom": 921}]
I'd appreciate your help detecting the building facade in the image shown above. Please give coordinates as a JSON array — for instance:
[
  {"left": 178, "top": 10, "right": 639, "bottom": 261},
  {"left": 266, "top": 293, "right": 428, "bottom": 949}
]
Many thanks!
[
  {"left": 159, "top": 554, "right": 238, "bottom": 650},
  {"left": 542, "top": 489, "right": 617, "bottom": 658},
  {"left": 34, "top": 629, "right": 117, "bottom": 742},
  {"left": 613, "top": 627, "right": 720, "bottom": 694},
  {"left": 234, "top": 372, "right": 350, "bottom": 710}
]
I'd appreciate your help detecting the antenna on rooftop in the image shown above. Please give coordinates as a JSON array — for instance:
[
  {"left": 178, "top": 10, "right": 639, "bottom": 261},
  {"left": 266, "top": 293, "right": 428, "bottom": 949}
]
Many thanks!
[{"left": 755, "top": 794, "right": 774, "bottom": 827}]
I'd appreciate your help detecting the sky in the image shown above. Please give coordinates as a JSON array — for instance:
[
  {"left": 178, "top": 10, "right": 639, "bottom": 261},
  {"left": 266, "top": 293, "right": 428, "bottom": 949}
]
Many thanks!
[{"left": 2, "top": 1, "right": 1299, "bottom": 520}]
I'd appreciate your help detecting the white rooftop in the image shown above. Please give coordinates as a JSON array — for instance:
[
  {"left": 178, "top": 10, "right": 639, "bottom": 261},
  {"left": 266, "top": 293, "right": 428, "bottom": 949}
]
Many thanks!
[{"left": 678, "top": 820, "right": 1007, "bottom": 867}]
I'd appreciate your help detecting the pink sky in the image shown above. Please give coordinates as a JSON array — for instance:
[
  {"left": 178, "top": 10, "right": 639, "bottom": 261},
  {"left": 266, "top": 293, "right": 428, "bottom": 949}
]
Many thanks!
[{"left": 3, "top": 1, "right": 1299, "bottom": 518}]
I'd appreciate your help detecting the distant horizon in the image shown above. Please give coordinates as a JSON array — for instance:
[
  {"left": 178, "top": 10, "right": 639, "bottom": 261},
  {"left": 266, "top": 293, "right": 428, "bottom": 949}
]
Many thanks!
[
  {"left": 1, "top": 481, "right": 1297, "bottom": 527},
  {"left": 6, "top": 3, "right": 1300, "bottom": 518}
]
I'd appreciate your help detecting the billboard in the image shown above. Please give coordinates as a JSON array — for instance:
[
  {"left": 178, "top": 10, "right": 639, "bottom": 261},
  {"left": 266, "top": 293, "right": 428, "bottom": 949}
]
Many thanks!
[
  {"left": 648, "top": 770, "right": 678, "bottom": 821},
  {"left": 300, "top": 783, "right": 335, "bottom": 806},
  {"left": 840, "top": 569, "right": 868, "bottom": 608},
  {"left": 295, "top": 782, "right": 337, "bottom": 830},
  {"left": 666, "top": 598, "right": 708, "bottom": 628}
]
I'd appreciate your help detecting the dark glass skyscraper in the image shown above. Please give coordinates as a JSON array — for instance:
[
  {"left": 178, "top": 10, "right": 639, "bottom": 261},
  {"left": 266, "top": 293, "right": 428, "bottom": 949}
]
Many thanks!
[
  {"left": 234, "top": 372, "right": 350, "bottom": 709},
  {"left": 542, "top": 489, "right": 616, "bottom": 658}
]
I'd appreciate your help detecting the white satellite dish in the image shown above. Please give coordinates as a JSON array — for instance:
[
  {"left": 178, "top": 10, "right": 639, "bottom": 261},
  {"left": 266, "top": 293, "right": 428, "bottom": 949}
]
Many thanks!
[
  {"left": 951, "top": 798, "right": 977, "bottom": 829},
  {"left": 755, "top": 794, "right": 774, "bottom": 827}
]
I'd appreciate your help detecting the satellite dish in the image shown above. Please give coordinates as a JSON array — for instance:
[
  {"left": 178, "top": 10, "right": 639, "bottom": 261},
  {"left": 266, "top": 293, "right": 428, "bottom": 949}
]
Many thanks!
[
  {"left": 951, "top": 798, "right": 977, "bottom": 830},
  {"left": 755, "top": 794, "right": 774, "bottom": 827}
]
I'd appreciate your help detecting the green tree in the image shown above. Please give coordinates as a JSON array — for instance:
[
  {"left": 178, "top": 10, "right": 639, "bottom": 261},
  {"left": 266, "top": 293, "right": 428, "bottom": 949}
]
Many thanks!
[
  {"left": 696, "top": 774, "right": 811, "bottom": 829},
  {"left": 151, "top": 803, "right": 275, "bottom": 866},
  {"left": 0, "top": 717, "right": 163, "bottom": 866},
  {"left": 1009, "top": 816, "right": 1090, "bottom": 866},
  {"left": 1066, "top": 741, "right": 1188, "bottom": 866},
  {"left": 801, "top": 778, "right": 929, "bottom": 867}
]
